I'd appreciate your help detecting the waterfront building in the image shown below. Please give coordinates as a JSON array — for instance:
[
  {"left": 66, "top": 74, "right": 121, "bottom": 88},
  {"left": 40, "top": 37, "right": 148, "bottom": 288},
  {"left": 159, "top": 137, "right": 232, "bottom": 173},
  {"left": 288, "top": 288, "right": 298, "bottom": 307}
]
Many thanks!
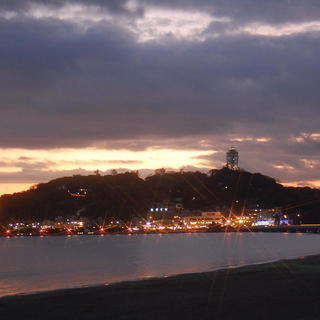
[
  {"left": 252, "top": 210, "right": 277, "bottom": 226},
  {"left": 149, "top": 200, "right": 183, "bottom": 218},
  {"left": 183, "top": 211, "right": 224, "bottom": 227}
]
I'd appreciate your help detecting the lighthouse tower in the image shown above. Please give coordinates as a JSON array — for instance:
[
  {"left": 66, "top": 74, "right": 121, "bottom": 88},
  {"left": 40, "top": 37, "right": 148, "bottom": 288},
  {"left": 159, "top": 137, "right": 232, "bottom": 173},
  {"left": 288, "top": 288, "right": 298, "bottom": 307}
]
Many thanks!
[{"left": 226, "top": 147, "right": 239, "bottom": 170}]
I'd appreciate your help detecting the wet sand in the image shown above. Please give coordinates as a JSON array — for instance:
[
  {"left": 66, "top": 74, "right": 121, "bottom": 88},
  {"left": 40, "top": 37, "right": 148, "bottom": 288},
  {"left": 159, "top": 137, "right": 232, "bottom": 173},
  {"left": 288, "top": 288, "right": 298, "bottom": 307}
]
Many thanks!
[{"left": 1, "top": 255, "right": 320, "bottom": 320}]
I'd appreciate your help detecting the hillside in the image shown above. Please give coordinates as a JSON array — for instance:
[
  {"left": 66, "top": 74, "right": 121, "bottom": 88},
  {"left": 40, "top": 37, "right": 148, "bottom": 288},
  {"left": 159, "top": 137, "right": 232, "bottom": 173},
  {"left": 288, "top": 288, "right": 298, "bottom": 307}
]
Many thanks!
[{"left": 0, "top": 168, "right": 319, "bottom": 223}]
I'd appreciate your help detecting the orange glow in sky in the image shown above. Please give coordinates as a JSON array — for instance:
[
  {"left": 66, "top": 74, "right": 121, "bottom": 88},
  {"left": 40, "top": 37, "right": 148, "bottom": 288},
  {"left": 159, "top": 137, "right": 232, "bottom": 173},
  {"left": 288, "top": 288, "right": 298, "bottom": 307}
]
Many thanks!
[
  {"left": 0, "top": 147, "right": 214, "bottom": 170},
  {"left": 0, "top": 147, "right": 216, "bottom": 195},
  {"left": 0, "top": 183, "right": 34, "bottom": 195},
  {"left": 281, "top": 180, "right": 320, "bottom": 188},
  {"left": 0, "top": 146, "right": 318, "bottom": 195}
]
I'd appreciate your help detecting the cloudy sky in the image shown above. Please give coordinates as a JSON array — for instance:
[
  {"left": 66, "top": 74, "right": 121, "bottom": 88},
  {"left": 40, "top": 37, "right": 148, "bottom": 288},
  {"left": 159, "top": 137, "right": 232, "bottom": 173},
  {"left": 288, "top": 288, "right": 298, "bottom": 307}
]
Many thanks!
[{"left": 0, "top": 0, "right": 320, "bottom": 194}]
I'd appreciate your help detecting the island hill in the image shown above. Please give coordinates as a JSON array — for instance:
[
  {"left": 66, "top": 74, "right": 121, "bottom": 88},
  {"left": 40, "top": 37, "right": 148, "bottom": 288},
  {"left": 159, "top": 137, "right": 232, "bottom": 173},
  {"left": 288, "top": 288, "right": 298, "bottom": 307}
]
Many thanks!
[{"left": 0, "top": 167, "right": 320, "bottom": 225}]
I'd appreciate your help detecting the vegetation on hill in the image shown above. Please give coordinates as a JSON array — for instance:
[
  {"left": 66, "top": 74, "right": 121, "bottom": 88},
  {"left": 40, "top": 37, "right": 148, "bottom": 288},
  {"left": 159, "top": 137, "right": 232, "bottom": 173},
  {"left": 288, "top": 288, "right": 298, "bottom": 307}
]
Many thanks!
[{"left": 0, "top": 167, "right": 319, "bottom": 223}]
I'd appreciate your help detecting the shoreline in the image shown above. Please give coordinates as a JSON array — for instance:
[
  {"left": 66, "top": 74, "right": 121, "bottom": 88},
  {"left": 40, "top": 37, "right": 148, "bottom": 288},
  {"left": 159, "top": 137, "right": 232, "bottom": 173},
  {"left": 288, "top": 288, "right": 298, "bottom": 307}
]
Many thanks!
[
  {"left": 2, "top": 224, "right": 320, "bottom": 238},
  {"left": 0, "top": 256, "right": 282, "bottom": 299},
  {"left": 2, "top": 254, "right": 320, "bottom": 319}
]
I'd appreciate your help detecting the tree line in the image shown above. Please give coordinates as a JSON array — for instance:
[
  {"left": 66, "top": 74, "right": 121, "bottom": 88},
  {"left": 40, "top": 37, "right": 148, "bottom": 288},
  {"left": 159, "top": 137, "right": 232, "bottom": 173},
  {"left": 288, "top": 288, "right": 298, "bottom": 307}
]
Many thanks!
[{"left": 0, "top": 167, "right": 319, "bottom": 223}]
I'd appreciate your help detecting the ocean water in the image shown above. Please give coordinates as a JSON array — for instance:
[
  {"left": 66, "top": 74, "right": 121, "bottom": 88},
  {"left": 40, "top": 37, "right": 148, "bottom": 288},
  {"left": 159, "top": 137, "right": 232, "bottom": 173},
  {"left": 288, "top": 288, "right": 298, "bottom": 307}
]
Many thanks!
[{"left": 0, "top": 232, "right": 319, "bottom": 297}]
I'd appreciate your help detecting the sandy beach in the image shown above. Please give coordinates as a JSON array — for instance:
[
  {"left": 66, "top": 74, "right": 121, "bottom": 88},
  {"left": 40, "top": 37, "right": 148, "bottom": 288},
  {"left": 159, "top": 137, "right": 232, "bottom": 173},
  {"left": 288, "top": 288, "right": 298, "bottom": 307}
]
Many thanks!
[{"left": 1, "top": 254, "right": 320, "bottom": 320}]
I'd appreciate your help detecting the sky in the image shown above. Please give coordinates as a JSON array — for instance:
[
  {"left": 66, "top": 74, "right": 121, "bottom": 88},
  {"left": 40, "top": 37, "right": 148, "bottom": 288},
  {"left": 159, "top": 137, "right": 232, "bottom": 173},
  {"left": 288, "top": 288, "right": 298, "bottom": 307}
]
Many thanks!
[{"left": 0, "top": 0, "right": 320, "bottom": 194}]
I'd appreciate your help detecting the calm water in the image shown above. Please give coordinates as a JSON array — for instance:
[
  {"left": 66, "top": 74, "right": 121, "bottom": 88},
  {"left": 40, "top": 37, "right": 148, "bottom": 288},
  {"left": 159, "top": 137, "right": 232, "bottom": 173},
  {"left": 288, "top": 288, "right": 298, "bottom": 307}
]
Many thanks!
[{"left": 0, "top": 232, "right": 319, "bottom": 297}]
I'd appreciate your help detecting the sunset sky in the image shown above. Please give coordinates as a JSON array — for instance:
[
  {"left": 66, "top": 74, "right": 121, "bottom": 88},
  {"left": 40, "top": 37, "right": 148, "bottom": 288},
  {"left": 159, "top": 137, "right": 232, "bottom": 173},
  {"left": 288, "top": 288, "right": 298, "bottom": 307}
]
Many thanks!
[{"left": 0, "top": 0, "right": 320, "bottom": 194}]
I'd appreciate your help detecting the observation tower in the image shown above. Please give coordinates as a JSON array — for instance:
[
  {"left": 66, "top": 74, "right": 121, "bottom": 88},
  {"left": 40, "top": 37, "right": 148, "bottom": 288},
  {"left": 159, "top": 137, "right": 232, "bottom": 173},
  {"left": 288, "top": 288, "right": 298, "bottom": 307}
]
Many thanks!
[{"left": 226, "top": 147, "right": 239, "bottom": 170}]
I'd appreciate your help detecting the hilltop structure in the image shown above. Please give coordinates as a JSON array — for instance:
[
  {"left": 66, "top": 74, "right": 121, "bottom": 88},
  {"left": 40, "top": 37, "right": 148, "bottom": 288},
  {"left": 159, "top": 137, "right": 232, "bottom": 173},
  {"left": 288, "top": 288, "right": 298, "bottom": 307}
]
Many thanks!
[{"left": 226, "top": 147, "right": 239, "bottom": 170}]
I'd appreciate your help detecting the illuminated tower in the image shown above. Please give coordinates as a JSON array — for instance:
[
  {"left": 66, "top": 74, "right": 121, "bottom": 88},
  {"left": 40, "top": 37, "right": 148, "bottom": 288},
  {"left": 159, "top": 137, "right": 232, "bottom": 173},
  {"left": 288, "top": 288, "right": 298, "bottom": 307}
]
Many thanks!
[{"left": 226, "top": 147, "right": 239, "bottom": 170}]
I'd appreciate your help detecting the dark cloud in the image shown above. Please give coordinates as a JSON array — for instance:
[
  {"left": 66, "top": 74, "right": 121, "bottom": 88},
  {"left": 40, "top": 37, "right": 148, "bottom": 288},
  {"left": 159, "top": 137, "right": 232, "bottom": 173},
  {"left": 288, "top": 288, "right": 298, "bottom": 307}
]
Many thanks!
[
  {"left": 0, "top": 18, "right": 319, "bottom": 148},
  {"left": 141, "top": 0, "right": 320, "bottom": 24},
  {"left": 0, "top": 0, "right": 141, "bottom": 15},
  {"left": 2, "top": 0, "right": 320, "bottom": 24},
  {"left": 0, "top": 0, "right": 319, "bottom": 186}
]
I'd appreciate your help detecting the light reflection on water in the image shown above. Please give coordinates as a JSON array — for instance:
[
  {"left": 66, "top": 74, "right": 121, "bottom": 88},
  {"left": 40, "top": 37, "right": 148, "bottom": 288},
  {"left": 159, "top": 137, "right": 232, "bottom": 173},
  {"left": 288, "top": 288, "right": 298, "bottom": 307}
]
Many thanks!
[{"left": 0, "top": 232, "right": 319, "bottom": 297}]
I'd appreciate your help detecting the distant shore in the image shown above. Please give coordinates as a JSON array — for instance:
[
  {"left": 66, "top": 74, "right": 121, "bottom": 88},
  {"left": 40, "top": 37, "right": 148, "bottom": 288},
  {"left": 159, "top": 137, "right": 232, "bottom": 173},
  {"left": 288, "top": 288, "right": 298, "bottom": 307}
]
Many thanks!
[
  {"left": 2, "top": 223, "right": 320, "bottom": 237},
  {"left": 1, "top": 255, "right": 320, "bottom": 320}
]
